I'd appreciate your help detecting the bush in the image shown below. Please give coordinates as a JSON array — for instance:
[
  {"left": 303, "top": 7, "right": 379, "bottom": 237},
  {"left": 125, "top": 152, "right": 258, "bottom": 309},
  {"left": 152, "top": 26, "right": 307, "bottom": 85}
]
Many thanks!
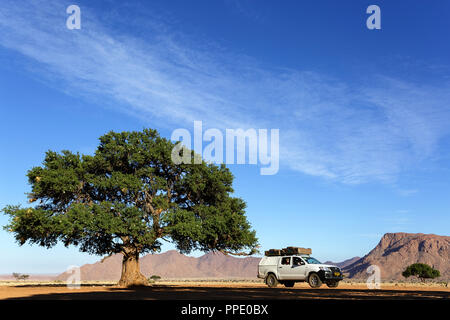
[
  {"left": 12, "top": 273, "right": 29, "bottom": 281},
  {"left": 149, "top": 275, "right": 161, "bottom": 281},
  {"left": 402, "top": 263, "right": 440, "bottom": 282}
]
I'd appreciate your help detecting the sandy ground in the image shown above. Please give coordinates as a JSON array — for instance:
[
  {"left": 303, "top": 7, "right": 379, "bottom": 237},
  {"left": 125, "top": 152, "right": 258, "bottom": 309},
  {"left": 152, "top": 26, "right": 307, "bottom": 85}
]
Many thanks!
[{"left": 0, "top": 281, "right": 449, "bottom": 300}]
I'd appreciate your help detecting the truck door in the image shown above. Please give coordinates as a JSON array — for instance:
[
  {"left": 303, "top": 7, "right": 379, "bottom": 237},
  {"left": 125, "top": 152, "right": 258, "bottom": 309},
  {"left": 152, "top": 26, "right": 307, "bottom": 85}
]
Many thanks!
[
  {"left": 291, "top": 257, "right": 307, "bottom": 280},
  {"left": 279, "top": 256, "right": 306, "bottom": 280},
  {"left": 278, "top": 256, "right": 294, "bottom": 280}
]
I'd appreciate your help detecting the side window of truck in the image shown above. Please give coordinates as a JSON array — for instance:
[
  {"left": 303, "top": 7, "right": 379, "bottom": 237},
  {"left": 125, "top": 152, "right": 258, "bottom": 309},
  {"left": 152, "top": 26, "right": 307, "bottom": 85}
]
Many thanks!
[
  {"left": 293, "top": 257, "right": 304, "bottom": 266},
  {"left": 281, "top": 257, "right": 291, "bottom": 265}
]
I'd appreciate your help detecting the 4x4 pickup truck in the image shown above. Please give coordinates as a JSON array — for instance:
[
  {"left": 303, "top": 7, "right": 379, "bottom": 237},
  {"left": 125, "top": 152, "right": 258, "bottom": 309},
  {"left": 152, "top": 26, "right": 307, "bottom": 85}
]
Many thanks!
[{"left": 258, "top": 254, "right": 343, "bottom": 288}]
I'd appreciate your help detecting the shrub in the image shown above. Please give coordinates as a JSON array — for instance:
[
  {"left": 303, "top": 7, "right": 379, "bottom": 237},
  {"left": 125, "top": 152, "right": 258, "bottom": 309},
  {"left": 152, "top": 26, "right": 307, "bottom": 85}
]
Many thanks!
[
  {"left": 12, "top": 273, "right": 29, "bottom": 281},
  {"left": 402, "top": 263, "right": 440, "bottom": 282}
]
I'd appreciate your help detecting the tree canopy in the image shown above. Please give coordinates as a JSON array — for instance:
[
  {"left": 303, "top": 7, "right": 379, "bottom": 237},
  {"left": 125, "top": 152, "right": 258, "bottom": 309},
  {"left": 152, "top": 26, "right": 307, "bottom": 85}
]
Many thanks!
[{"left": 3, "top": 129, "right": 259, "bottom": 285}]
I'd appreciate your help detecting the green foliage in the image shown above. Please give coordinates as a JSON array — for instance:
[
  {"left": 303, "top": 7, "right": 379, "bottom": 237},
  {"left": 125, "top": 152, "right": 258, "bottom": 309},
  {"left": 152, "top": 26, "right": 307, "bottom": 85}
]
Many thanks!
[
  {"left": 402, "top": 263, "right": 440, "bottom": 281},
  {"left": 3, "top": 129, "right": 258, "bottom": 259},
  {"left": 149, "top": 275, "right": 161, "bottom": 281}
]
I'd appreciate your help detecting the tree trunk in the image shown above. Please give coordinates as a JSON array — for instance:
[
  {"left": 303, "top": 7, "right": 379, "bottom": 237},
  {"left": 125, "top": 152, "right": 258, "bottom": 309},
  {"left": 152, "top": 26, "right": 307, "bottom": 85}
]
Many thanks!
[{"left": 118, "top": 252, "right": 148, "bottom": 287}]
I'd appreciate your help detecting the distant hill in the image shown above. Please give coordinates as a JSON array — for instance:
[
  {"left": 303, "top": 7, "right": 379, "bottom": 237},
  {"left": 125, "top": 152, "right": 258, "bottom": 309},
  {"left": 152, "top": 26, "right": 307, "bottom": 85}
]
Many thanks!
[
  {"left": 0, "top": 274, "right": 57, "bottom": 281},
  {"left": 56, "top": 250, "right": 262, "bottom": 281},
  {"left": 323, "top": 256, "right": 360, "bottom": 269},
  {"left": 343, "top": 233, "right": 450, "bottom": 280}
]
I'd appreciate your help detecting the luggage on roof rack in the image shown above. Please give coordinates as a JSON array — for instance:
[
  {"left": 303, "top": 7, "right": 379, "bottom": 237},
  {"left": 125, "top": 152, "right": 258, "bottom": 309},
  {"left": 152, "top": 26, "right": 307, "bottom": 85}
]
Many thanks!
[
  {"left": 282, "top": 247, "right": 312, "bottom": 255},
  {"left": 264, "top": 247, "right": 312, "bottom": 256},
  {"left": 264, "top": 249, "right": 282, "bottom": 256}
]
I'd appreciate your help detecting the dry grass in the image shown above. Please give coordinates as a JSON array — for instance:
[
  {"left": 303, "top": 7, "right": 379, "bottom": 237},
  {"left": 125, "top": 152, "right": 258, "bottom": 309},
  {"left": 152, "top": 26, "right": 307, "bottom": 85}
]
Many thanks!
[{"left": 0, "top": 280, "right": 117, "bottom": 287}]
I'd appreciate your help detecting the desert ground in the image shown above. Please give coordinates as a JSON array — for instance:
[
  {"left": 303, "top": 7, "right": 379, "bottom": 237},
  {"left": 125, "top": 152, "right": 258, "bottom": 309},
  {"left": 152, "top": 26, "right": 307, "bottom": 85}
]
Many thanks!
[{"left": 0, "top": 280, "right": 448, "bottom": 300}]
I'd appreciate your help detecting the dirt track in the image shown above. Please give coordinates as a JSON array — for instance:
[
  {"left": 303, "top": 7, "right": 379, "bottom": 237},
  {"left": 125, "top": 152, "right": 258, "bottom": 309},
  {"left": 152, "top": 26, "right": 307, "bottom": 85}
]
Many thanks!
[{"left": 0, "top": 282, "right": 449, "bottom": 300}]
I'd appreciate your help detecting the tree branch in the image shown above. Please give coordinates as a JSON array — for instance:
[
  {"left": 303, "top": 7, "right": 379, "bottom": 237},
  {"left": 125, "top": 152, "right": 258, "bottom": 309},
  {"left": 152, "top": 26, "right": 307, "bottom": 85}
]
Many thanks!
[{"left": 218, "top": 248, "right": 259, "bottom": 256}]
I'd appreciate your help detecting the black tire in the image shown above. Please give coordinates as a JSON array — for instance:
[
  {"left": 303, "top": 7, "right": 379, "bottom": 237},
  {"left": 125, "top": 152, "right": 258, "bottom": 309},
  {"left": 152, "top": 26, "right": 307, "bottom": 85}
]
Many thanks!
[
  {"left": 284, "top": 281, "right": 295, "bottom": 288},
  {"left": 326, "top": 280, "right": 339, "bottom": 288},
  {"left": 308, "top": 273, "right": 323, "bottom": 288},
  {"left": 265, "top": 273, "right": 278, "bottom": 288}
]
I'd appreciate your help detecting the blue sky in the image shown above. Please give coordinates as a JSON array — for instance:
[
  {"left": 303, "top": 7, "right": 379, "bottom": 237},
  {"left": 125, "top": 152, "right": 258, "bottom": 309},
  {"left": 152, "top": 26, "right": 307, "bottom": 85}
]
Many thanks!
[{"left": 1, "top": 0, "right": 450, "bottom": 274}]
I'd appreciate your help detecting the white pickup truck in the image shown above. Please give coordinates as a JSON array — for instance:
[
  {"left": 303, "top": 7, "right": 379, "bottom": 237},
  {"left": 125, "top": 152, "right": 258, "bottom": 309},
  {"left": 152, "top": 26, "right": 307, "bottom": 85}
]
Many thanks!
[{"left": 257, "top": 254, "right": 343, "bottom": 288}]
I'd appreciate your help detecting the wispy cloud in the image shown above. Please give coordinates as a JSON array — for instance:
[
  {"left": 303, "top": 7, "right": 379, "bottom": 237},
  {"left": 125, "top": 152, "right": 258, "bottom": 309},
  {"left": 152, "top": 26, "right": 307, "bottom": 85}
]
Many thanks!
[
  {"left": 397, "top": 189, "right": 419, "bottom": 197},
  {"left": 1, "top": 1, "right": 450, "bottom": 184},
  {"left": 383, "top": 209, "right": 414, "bottom": 230}
]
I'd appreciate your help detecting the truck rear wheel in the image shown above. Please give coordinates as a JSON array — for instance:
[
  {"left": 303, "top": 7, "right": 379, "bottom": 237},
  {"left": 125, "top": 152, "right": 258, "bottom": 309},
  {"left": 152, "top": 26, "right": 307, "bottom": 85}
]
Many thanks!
[
  {"left": 266, "top": 273, "right": 278, "bottom": 288},
  {"left": 308, "top": 273, "right": 322, "bottom": 288},
  {"left": 284, "top": 281, "right": 295, "bottom": 288}
]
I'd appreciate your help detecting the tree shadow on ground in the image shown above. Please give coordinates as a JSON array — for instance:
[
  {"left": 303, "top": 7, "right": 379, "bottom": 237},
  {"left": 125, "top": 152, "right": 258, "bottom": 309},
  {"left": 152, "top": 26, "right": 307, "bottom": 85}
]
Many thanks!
[{"left": 4, "top": 286, "right": 450, "bottom": 300}]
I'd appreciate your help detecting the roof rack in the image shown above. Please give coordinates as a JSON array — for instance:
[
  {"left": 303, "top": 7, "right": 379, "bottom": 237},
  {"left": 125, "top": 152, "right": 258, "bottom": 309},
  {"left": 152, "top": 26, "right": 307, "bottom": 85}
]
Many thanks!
[{"left": 264, "top": 247, "right": 312, "bottom": 256}]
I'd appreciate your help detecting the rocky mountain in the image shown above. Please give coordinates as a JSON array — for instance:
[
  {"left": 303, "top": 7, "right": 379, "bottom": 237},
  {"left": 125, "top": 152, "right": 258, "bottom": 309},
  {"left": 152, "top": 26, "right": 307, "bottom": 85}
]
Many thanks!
[
  {"left": 343, "top": 233, "right": 450, "bottom": 280},
  {"left": 56, "top": 250, "right": 261, "bottom": 281}
]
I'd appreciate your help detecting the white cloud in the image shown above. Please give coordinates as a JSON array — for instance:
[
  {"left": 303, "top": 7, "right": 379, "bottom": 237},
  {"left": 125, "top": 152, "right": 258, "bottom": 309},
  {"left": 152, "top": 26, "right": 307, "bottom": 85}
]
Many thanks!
[{"left": 1, "top": 1, "right": 450, "bottom": 184}]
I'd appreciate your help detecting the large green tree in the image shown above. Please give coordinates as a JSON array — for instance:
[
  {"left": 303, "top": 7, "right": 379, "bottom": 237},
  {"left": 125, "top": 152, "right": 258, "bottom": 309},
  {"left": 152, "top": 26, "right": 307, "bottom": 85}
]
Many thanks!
[{"left": 3, "top": 129, "right": 258, "bottom": 286}]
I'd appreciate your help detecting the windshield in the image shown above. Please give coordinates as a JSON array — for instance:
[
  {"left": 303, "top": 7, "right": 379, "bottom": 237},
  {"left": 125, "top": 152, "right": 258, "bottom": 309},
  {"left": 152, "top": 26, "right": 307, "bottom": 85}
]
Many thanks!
[{"left": 303, "top": 257, "right": 322, "bottom": 264}]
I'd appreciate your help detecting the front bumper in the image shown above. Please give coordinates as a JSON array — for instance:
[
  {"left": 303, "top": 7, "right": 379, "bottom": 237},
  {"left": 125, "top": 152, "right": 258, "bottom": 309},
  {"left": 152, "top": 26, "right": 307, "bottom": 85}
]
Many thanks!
[{"left": 318, "top": 268, "right": 343, "bottom": 282}]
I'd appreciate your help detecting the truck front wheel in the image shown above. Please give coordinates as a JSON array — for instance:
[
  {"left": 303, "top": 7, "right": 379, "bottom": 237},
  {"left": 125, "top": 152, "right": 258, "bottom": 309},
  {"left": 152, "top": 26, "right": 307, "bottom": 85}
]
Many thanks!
[
  {"left": 308, "top": 273, "right": 323, "bottom": 288},
  {"left": 266, "top": 273, "right": 278, "bottom": 288},
  {"left": 326, "top": 280, "right": 339, "bottom": 288}
]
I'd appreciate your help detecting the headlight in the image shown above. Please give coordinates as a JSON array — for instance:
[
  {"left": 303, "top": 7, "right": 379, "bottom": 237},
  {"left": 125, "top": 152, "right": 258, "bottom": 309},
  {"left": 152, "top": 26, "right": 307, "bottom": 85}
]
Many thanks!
[{"left": 319, "top": 267, "right": 331, "bottom": 272}]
